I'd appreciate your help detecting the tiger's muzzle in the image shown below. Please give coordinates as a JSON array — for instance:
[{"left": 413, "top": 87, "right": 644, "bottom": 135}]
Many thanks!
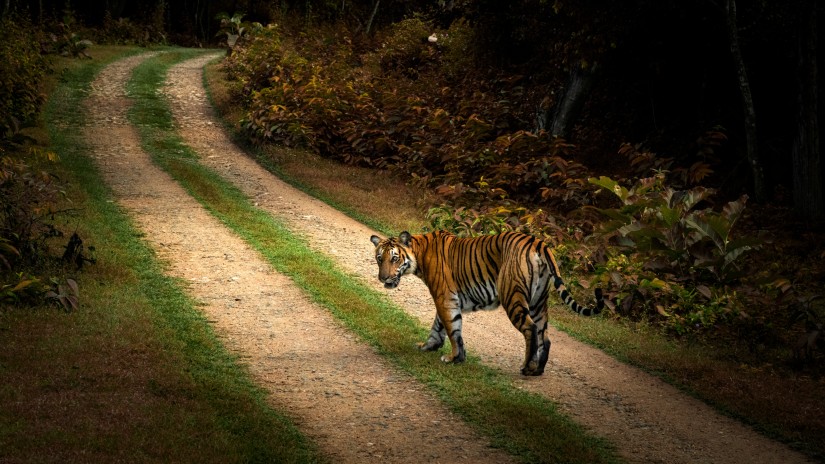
[
  {"left": 378, "top": 262, "right": 408, "bottom": 289},
  {"left": 379, "top": 270, "right": 402, "bottom": 288}
]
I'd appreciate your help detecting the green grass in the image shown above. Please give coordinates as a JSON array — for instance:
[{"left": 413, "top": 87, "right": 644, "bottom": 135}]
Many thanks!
[
  {"left": 126, "top": 49, "right": 621, "bottom": 464},
  {"left": 0, "top": 46, "right": 321, "bottom": 463}
]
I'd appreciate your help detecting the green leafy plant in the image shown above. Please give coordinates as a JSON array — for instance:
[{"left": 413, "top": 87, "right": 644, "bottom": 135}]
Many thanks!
[
  {"left": 789, "top": 294, "right": 823, "bottom": 364},
  {"left": 0, "top": 236, "right": 20, "bottom": 269},
  {"left": 427, "top": 177, "right": 571, "bottom": 242},
  {"left": 0, "top": 15, "right": 51, "bottom": 139},
  {"left": 1, "top": 272, "right": 43, "bottom": 303},
  {"left": 50, "top": 29, "right": 93, "bottom": 58},
  {"left": 683, "top": 196, "right": 760, "bottom": 281},
  {"left": 216, "top": 12, "right": 262, "bottom": 52},
  {"left": 587, "top": 174, "right": 758, "bottom": 332},
  {"left": 223, "top": 24, "right": 286, "bottom": 99},
  {"left": 589, "top": 174, "right": 757, "bottom": 282},
  {"left": 0, "top": 148, "right": 65, "bottom": 260},
  {"left": 101, "top": 13, "right": 164, "bottom": 46},
  {"left": 368, "top": 16, "right": 434, "bottom": 77},
  {"left": 46, "top": 277, "right": 79, "bottom": 312},
  {"left": 43, "top": 6, "right": 93, "bottom": 59}
]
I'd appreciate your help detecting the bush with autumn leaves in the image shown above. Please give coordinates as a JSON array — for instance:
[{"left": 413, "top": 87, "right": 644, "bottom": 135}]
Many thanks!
[{"left": 0, "top": 14, "right": 87, "bottom": 309}]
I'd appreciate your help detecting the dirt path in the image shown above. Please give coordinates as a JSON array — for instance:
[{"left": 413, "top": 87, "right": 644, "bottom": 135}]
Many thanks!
[
  {"left": 84, "top": 52, "right": 514, "bottom": 464},
  {"left": 162, "top": 53, "right": 813, "bottom": 464}
]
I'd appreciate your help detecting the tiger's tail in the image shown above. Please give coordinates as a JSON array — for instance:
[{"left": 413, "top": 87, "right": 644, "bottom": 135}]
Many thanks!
[
  {"left": 550, "top": 275, "right": 604, "bottom": 316},
  {"left": 542, "top": 245, "right": 604, "bottom": 316}
]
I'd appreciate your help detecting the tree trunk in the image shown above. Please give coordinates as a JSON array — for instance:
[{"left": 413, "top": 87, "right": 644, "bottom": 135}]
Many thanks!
[
  {"left": 725, "top": 0, "right": 766, "bottom": 202},
  {"left": 365, "top": 0, "right": 380, "bottom": 36},
  {"left": 542, "top": 65, "right": 597, "bottom": 139},
  {"left": 103, "top": 0, "right": 129, "bottom": 19},
  {"left": 792, "top": 0, "right": 823, "bottom": 221}
]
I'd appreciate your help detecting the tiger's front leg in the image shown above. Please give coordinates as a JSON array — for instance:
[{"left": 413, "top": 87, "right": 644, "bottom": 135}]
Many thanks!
[
  {"left": 418, "top": 315, "right": 446, "bottom": 352},
  {"left": 436, "top": 302, "right": 466, "bottom": 364}
]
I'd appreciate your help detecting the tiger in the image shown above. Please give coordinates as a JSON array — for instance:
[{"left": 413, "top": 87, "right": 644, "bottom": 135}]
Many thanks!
[{"left": 370, "top": 230, "right": 604, "bottom": 376}]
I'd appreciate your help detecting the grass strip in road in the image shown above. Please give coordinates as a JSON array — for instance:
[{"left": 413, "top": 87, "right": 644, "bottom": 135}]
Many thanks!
[
  {"left": 13, "top": 46, "right": 322, "bottom": 463},
  {"left": 127, "top": 50, "right": 622, "bottom": 464}
]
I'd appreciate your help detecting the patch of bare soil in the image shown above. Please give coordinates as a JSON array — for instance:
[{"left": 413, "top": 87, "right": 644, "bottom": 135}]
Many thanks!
[
  {"left": 162, "top": 53, "right": 814, "bottom": 464},
  {"left": 84, "top": 52, "right": 514, "bottom": 464}
]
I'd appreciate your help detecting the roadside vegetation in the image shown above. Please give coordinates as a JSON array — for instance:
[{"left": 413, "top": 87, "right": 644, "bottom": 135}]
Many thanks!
[{"left": 0, "top": 35, "right": 320, "bottom": 463}]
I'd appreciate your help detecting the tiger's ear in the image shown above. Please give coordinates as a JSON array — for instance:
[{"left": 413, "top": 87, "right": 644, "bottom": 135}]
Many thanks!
[
  {"left": 399, "top": 231, "right": 412, "bottom": 246},
  {"left": 370, "top": 235, "right": 381, "bottom": 246}
]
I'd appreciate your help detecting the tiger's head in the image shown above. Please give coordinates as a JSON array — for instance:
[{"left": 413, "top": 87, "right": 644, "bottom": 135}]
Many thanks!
[{"left": 370, "top": 232, "right": 417, "bottom": 289}]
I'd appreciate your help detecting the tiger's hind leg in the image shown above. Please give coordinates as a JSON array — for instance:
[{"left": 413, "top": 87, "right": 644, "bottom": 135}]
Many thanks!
[
  {"left": 501, "top": 289, "right": 541, "bottom": 375},
  {"left": 530, "top": 311, "right": 551, "bottom": 376},
  {"left": 526, "top": 288, "right": 552, "bottom": 375},
  {"left": 521, "top": 252, "right": 554, "bottom": 376}
]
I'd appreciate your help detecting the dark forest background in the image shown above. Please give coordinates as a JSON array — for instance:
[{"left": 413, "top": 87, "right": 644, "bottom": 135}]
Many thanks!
[{"left": 5, "top": 0, "right": 823, "bottom": 222}]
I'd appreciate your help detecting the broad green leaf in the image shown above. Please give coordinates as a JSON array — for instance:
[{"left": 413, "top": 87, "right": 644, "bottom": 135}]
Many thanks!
[
  {"left": 617, "top": 222, "right": 643, "bottom": 236},
  {"left": 696, "top": 285, "right": 712, "bottom": 299},
  {"left": 704, "top": 215, "right": 732, "bottom": 244},
  {"left": 588, "top": 176, "right": 629, "bottom": 202},
  {"left": 11, "top": 279, "right": 36, "bottom": 292},
  {"left": 658, "top": 206, "right": 679, "bottom": 227},
  {"left": 624, "top": 225, "right": 667, "bottom": 243},
  {"left": 727, "top": 236, "right": 761, "bottom": 252},
  {"left": 679, "top": 186, "right": 715, "bottom": 211},
  {"left": 640, "top": 278, "right": 668, "bottom": 290},
  {"left": 615, "top": 236, "right": 636, "bottom": 247},
  {"left": 685, "top": 215, "right": 725, "bottom": 251},
  {"left": 723, "top": 245, "right": 752, "bottom": 268},
  {"left": 722, "top": 195, "right": 748, "bottom": 226}
]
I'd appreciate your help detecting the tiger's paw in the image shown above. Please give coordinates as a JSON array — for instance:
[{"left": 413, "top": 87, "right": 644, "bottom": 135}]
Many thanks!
[
  {"left": 520, "top": 367, "right": 544, "bottom": 376},
  {"left": 520, "top": 360, "right": 544, "bottom": 376},
  {"left": 417, "top": 340, "right": 443, "bottom": 352},
  {"left": 440, "top": 351, "right": 466, "bottom": 364}
]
